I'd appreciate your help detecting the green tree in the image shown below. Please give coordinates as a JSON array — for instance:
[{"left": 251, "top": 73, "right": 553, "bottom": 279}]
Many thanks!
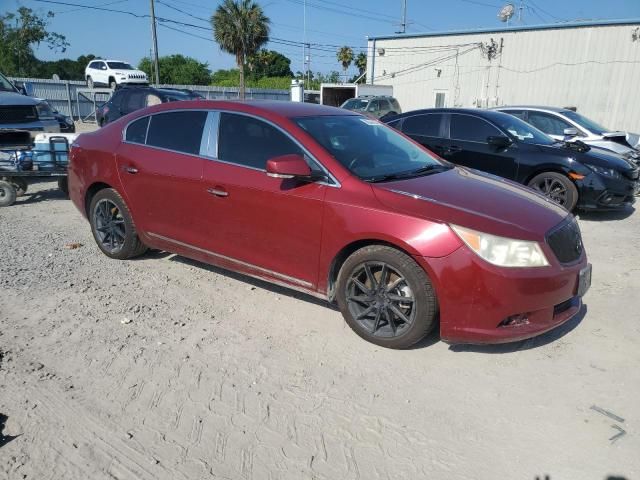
[
  {"left": 211, "top": 0, "right": 270, "bottom": 99},
  {"left": 0, "top": 7, "right": 68, "bottom": 77},
  {"left": 336, "top": 46, "right": 354, "bottom": 80},
  {"left": 138, "top": 54, "right": 210, "bottom": 85},
  {"left": 354, "top": 51, "right": 367, "bottom": 81},
  {"left": 36, "top": 54, "right": 97, "bottom": 80},
  {"left": 248, "top": 50, "right": 292, "bottom": 79}
]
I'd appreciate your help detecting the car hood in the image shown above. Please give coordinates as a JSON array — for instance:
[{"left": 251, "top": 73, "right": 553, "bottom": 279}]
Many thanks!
[
  {"left": 372, "top": 167, "right": 569, "bottom": 241},
  {"left": 536, "top": 143, "right": 637, "bottom": 173},
  {"left": 0, "top": 92, "right": 40, "bottom": 106}
]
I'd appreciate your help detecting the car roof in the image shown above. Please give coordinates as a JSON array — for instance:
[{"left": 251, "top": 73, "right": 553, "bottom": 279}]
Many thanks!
[
  {"left": 390, "top": 107, "right": 512, "bottom": 121},
  {"left": 140, "top": 100, "right": 356, "bottom": 118},
  {"left": 495, "top": 106, "right": 571, "bottom": 113}
]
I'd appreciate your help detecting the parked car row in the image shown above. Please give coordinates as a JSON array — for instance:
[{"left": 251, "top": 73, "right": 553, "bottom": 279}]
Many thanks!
[
  {"left": 68, "top": 100, "right": 592, "bottom": 349},
  {"left": 384, "top": 108, "right": 639, "bottom": 211}
]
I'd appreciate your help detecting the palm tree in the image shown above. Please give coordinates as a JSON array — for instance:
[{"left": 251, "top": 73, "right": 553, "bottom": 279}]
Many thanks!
[
  {"left": 211, "top": 0, "right": 270, "bottom": 100},
  {"left": 354, "top": 52, "right": 367, "bottom": 81},
  {"left": 336, "top": 46, "right": 354, "bottom": 81}
]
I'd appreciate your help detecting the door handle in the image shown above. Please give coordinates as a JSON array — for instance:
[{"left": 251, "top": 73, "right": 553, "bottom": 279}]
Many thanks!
[
  {"left": 207, "top": 187, "right": 229, "bottom": 197},
  {"left": 125, "top": 166, "right": 138, "bottom": 174}
]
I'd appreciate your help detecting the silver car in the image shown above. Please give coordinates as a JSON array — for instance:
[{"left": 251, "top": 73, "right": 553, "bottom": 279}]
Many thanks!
[{"left": 495, "top": 106, "right": 640, "bottom": 163}]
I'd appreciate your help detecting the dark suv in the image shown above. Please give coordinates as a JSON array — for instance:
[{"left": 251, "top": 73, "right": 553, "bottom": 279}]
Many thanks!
[
  {"left": 385, "top": 108, "right": 639, "bottom": 211},
  {"left": 96, "top": 86, "right": 202, "bottom": 126}
]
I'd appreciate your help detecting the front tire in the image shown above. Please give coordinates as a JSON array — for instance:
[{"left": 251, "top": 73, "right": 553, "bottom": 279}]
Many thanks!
[
  {"left": 528, "top": 172, "right": 578, "bottom": 211},
  {"left": 89, "top": 188, "right": 147, "bottom": 259},
  {"left": 336, "top": 245, "right": 438, "bottom": 349},
  {"left": 87, "top": 76, "right": 94, "bottom": 89},
  {"left": 109, "top": 78, "right": 117, "bottom": 90}
]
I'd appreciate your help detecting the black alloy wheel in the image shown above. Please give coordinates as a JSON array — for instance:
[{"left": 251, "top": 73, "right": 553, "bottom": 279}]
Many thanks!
[
  {"left": 346, "top": 262, "right": 416, "bottom": 338},
  {"left": 93, "top": 198, "right": 126, "bottom": 254},
  {"left": 89, "top": 188, "right": 147, "bottom": 259},
  {"left": 337, "top": 245, "right": 437, "bottom": 349},
  {"left": 528, "top": 172, "right": 578, "bottom": 211}
]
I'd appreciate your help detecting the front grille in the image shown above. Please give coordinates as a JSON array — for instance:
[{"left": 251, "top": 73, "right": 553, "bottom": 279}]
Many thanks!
[
  {"left": 0, "top": 105, "right": 38, "bottom": 124},
  {"left": 546, "top": 218, "right": 583, "bottom": 264}
]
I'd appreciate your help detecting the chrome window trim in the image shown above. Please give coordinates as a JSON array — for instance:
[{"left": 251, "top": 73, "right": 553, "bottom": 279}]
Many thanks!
[
  {"left": 147, "top": 232, "right": 314, "bottom": 289},
  {"left": 199, "top": 111, "right": 219, "bottom": 158},
  {"left": 121, "top": 107, "right": 341, "bottom": 188}
]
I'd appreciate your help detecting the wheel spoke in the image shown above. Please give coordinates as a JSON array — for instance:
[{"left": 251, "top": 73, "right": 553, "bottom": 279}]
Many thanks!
[
  {"left": 352, "top": 278, "right": 372, "bottom": 295},
  {"left": 388, "top": 294, "right": 414, "bottom": 304},
  {"left": 356, "top": 305, "right": 376, "bottom": 320},
  {"left": 372, "top": 308, "right": 382, "bottom": 334},
  {"left": 379, "top": 264, "right": 389, "bottom": 288},
  {"left": 386, "top": 276, "right": 405, "bottom": 292},
  {"left": 389, "top": 303, "right": 411, "bottom": 325},
  {"left": 348, "top": 295, "right": 372, "bottom": 306},
  {"left": 384, "top": 307, "right": 396, "bottom": 334},
  {"left": 364, "top": 264, "right": 377, "bottom": 289}
]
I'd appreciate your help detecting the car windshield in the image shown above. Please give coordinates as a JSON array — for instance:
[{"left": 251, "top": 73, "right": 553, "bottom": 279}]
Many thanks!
[
  {"left": 562, "top": 110, "right": 609, "bottom": 134},
  {"left": 491, "top": 114, "right": 555, "bottom": 146},
  {"left": 107, "top": 62, "right": 134, "bottom": 70},
  {"left": 342, "top": 99, "right": 369, "bottom": 111},
  {"left": 294, "top": 115, "right": 448, "bottom": 181},
  {"left": 0, "top": 72, "right": 17, "bottom": 92}
]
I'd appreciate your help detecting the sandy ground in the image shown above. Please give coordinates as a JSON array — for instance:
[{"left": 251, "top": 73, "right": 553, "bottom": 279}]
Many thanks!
[{"left": 0, "top": 181, "right": 639, "bottom": 480}]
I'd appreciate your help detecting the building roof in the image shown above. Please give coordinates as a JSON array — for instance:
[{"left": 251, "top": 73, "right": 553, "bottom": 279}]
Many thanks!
[{"left": 368, "top": 18, "right": 640, "bottom": 41}]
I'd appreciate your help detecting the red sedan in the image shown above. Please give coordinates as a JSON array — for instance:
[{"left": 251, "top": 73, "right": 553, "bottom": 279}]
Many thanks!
[{"left": 68, "top": 101, "right": 591, "bottom": 348}]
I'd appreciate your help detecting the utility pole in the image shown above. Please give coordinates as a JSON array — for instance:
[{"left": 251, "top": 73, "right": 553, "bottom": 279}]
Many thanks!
[
  {"left": 150, "top": 0, "right": 160, "bottom": 84},
  {"left": 399, "top": 0, "right": 407, "bottom": 34}
]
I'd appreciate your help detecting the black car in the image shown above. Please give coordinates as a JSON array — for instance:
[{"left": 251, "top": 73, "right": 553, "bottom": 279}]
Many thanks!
[
  {"left": 384, "top": 108, "right": 639, "bottom": 211},
  {"left": 96, "top": 86, "right": 202, "bottom": 126}
]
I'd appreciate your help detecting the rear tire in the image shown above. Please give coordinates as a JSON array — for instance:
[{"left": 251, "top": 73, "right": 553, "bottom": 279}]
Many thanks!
[
  {"left": 89, "top": 188, "right": 147, "bottom": 259},
  {"left": 57, "top": 177, "right": 69, "bottom": 197},
  {"left": 336, "top": 245, "right": 438, "bottom": 349},
  {"left": 109, "top": 78, "right": 117, "bottom": 90},
  {"left": 527, "top": 172, "right": 578, "bottom": 211},
  {"left": 0, "top": 180, "right": 17, "bottom": 207},
  {"left": 87, "top": 76, "right": 94, "bottom": 89}
]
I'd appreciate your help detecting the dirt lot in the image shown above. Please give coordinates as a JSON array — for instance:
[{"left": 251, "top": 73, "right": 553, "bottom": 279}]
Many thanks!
[{"left": 0, "top": 180, "right": 639, "bottom": 480}]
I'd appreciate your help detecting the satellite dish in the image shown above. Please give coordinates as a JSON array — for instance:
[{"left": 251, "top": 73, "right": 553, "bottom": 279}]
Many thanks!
[{"left": 498, "top": 4, "right": 515, "bottom": 22}]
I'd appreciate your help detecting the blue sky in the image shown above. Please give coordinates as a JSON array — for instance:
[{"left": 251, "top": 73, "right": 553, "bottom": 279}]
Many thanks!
[{"left": 6, "top": 0, "right": 640, "bottom": 76}]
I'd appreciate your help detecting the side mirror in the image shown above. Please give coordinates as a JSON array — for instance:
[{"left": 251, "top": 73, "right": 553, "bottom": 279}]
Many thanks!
[
  {"left": 487, "top": 135, "right": 512, "bottom": 148},
  {"left": 563, "top": 127, "right": 578, "bottom": 138},
  {"left": 266, "top": 154, "right": 312, "bottom": 179}
]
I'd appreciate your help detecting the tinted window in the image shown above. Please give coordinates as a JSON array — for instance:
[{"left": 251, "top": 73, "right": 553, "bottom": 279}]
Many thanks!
[
  {"left": 562, "top": 110, "right": 608, "bottom": 134},
  {"left": 403, "top": 114, "right": 442, "bottom": 137},
  {"left": 369, "top": 100, "right": 381, "bottom": 112},
  {"left": 386, "top": 119, "right": 401, "bottom": 129},
  {"left": 528, "top": 112, "right": 572, "bottom": 136},
  {"left": 124, "top": 91, "right": 146, "bottom": 113},
  {"left": 390, "top": 99, "right": 401, "bottom": 111},
  {"left": 450, "top": 114, "right": 501, "bottom": 142},
  {"left": 107, "top": 62, "right": 134, "bottom": 70},
  {"left": 109, "top": 90, "right": 125, "bottom": 108},
  {"left": 146, "top": 111, "right": 207, "bottom": 155},
  {"left": 218, "top": 113, "right": 302, "bottom": 169},
  {"left": 88, "top": 61, "right": 98, "bottom": 69},
  {"left": 125, "top": 116, "right": 149, "bottom": 144}
]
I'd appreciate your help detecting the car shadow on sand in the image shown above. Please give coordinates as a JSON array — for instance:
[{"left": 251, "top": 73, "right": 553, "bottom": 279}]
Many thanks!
[
  {"left": 169, "top": 255, "right": 339, "bottom": 311},
  {"left": 14, "top": 187, "right": 68, "bottom": 206},
  {"left": 448, "top": 304, "right": 587, "bottom": 354},
  {"left": 577, "top": 205, "right": 635, "bottom": 222}
]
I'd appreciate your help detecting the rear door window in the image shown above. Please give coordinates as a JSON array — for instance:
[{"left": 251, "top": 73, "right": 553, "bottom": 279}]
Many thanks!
[
  {"left": 450, "top": 114, "right": 501, "bottom": 142},
  {"left": 146, "top": 111, "right": 207, "bottom": 155},
  {"left": 125, "top": 116, "right": 149, "bottom": 144},
  {"left": 502, "top": 109, "right": 526, "bottom": 120},
  {"left": 403, "top": 114, "right": 444, "bottom": 138},
  {"left": 218, "top": 113, "right": 303, "bottom": 169}
]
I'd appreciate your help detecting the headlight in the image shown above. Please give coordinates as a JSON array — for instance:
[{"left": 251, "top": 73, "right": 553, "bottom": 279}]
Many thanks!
[
  {"left": 35, "top": 102, "right": 55, "bottom": 120},
  {"left": 451, "top": 225, "right": 549, "bottom": 268},
  {"left": 584, "top": 164, "right": 622, "bottom": 179}
]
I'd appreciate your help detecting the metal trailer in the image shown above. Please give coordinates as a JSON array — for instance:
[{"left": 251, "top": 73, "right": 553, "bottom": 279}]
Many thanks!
[{"left": 0, "top": 130, "right": 73, "bottom": 207}]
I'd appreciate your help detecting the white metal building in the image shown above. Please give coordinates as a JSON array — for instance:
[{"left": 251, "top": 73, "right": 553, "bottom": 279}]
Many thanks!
[{"left": 366, "top": 19, "right": 640, "bottom": 131}]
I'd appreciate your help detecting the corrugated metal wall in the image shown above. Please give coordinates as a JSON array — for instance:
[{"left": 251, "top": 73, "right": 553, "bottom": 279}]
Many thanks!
[
  {"left": 8, "top": 77, "right": 289, "bottom": 120},
  {"left": 368, "top": 23, "right": 640, "bottom": 131}
]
